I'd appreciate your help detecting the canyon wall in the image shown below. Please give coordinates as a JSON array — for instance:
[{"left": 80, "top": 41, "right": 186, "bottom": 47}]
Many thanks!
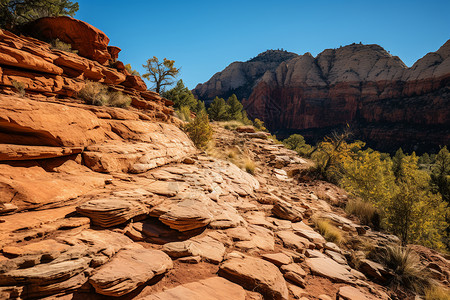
[{"left": 195, "top": 43, "right": 450, "bottom": 153}]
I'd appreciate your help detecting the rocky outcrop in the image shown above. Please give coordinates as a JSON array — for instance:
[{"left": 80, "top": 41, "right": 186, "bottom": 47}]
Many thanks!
[
  {"left": 0, "top": 17, "right": 173, "bottom": 121},
  {"left": 195, "top": 42, "right": 450, "bottom": 153},
  {"left": 193, "top": 50, "right": 298, "bottom": 102},
  {"left": 25, "top": 16, "right": 113, "bottom": 64}
]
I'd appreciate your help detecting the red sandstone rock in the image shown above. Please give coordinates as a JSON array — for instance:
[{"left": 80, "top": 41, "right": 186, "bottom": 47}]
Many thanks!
[{"left": 27, "top": 16, "right": 112, "bottom": 64}]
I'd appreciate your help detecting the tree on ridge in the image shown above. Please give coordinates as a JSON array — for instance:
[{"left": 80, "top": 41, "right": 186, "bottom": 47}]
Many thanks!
[{"left": 142, "top": 56, "right": 179, "bottom": 94}]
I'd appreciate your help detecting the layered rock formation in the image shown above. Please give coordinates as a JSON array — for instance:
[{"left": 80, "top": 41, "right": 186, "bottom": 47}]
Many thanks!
[
  {"left": 195, "top": 43, "right": 450, "bottom": 152},
  {"left": 193, "top": 50, "right": 298, "bottom": 103},
  {"left": 0, "top": 16, "right": 173, "bottom": 121}
]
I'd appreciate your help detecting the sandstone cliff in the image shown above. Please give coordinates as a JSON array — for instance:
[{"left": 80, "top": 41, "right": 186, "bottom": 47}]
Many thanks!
[
  {"left": 193, "top": 50, "right": 298, "bottom": 103},
  {"left": 195, "top": 43, "right": 450, "bottom": 153}
]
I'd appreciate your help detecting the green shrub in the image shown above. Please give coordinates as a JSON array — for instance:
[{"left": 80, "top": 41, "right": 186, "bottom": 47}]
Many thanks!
[
  {"left": 378, "top": 245, "right": 433, "bottom": 294},
  {"left": 185, "top": 110, "right": 212, "bottom": 150},
  {"left": 253, "top": 118, "right": 267, "bottom": 132},
  {"left": 283, "top": 134, "right": 312, "bottom": 156},
  {"left": 78, "top": 81, "right": 131, "bottom": 108}
]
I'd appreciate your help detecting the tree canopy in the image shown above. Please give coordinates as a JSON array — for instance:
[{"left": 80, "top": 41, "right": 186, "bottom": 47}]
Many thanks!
[
  {"left": 163, "top": 80, "right": 198, "bottom": 111},
  {"left": 0, "top": 0, "right": 79, "bottom": 30},
  {"left": 142, "top": 56, "right": 179, "bottom": 94}
]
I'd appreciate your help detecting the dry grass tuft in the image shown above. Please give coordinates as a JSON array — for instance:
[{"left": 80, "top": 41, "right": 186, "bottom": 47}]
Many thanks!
[
  {"left": 78, "top": 81, "right": 131, "bottom": 108},
  {"left": 11, "top": 80, "right": 25, "bottom": 97},
  {"left": 345, "top": 198, "right": 379, "bottom": 226},
  {"left": 313, "top": 218, "right": 346, "bottom": 245},
  {"left": 378, "top": 245, "right": 433, "bottom": 294},
  {"left": 425, "top": 285, "right": 450, "bottom": 300},
  {"left": 244, "top": 159, "right": 256, "bottom": 175}
]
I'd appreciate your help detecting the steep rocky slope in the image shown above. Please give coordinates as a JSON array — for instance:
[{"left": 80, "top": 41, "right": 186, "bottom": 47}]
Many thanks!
[
  {"left": 194, "top": 43, "right": 450, "bottom": 153},
  {"left": 193, "top": 50, "right": 298, "bottom": 103},
  {"left": 0, "top": 18, "right": 449, "bottom": 300}
]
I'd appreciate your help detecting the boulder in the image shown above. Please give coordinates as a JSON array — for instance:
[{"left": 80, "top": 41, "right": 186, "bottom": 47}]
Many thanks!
[
  {"left": 158, "top": 200, "right": 213, "bottom": 231},
  {"left": 236, "top": 126, "right": 256, "bottom": 133},
  {"left": 219, "top": 257, "right": 289, "bottom": 300},
  {"left": 89, "top": 248, "right": 172, "bottom": 297},
  {"left": 27, "top": 16, "right": 112, "bottom": 64}
]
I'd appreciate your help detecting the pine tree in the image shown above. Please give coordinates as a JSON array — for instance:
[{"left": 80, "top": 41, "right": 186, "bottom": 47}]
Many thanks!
[
  {"left": 163, "top": 80, "right": 198, "bottom": 111},
  {"left": 184, "top": 109, "right": 212, "bottom": 149},
  {"left": 207, "top": 97, "right": 229, "bottom": 121},
  {"left": 431, "top": 146, "right": 450, "bottom": 203},
  {"left": 226, "top": 94, "right": 243, "bottom": 121},
  {"left": 0, "top": 0, "right": 79, "bottom": 30}
]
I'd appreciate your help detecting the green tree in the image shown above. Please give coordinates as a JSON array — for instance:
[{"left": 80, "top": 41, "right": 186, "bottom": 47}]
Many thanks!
[
  {"left": 384, "top": 154, "right": 448, "bottom": 248},
  {"left": 195, "top": 100, "right": 206, "bottom": 114},
  {"left": 341, "top": 150, "right": 396, "bottom": 207},
  {"left": 142, "top": 56, "right": 179, "bottom": 94},
  {"left": 226, "top": 94, "right": 243, "bottom": 121},
  {"left": 207, "top": 97, "right": 229, "bottom": 121},
  {"left": 0, "top": 0, "right": 79, "bottom": 30},
  {"left": 431, "top": 146, "right": 450, "bottom": 203},
  {"left": 163, "top": 80, "right": 198, "bottom": 111},
  {"left": 283, "top": 134, "right": 312, "bottom": 156},
  {"left": 392, "top": 148, "right": 406, "bottom": 180},
  {"left": 185, "top": 109, "right": 212, "bottom": 150}
]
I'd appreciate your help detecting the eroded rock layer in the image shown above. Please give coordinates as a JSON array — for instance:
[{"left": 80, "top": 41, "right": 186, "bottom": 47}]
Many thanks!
[{"left": 0, "top": 17, "right": 174, "bottom": 122}]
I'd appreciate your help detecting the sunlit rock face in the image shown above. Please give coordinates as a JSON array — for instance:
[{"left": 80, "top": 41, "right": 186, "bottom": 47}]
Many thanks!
[{"left": 196, "top": 42, "right": 450, "bottom": 153}]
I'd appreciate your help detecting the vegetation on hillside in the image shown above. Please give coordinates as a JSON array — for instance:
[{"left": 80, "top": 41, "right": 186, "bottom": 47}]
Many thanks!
[
  {"left": 0, "top": 0, "right": 79, "bottom": 30},
  {"left": 184, "top": 109, "right": 212, "bottom": 150},
  {"left": 284, "top": 131, "right": 450, "bottom": 250},
  {"left": 207, "top": 94, "right": 252, "bottom": 125},
  {"left": 78, "top": 81, "right": 131, "bottom": 108}
]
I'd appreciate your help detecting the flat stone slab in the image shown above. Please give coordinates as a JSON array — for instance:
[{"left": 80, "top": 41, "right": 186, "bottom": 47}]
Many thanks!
[
  {"left": 143, "top": 277, "right": 246, "bottom": 300},
  {"left": 306, "top": 257, "right": 354, "bottom": 283},
  {"left": 162, "top": 236, "right": 225, "bottom": 264},
  {"left": 338, "top": 285, "right": 378, "bottom": 300},
  {"left": 90, "top": 248, "right": 172, "bottom": 297},
  {"left": 262, "top": 253, "right": 292, "bottom": 267},
  {"left": 219, "top": 257, "right": 289, "bottom": 300}
]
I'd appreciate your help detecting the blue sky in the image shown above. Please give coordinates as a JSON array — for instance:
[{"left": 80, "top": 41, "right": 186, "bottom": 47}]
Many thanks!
[{"left": 75, "top": 0, "right": 450, "bottom": 90}]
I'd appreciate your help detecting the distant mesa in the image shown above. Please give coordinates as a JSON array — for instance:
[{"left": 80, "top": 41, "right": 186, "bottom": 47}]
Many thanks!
[{"left": 193, "top": 42, "right": 450, "bottom": 153}]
